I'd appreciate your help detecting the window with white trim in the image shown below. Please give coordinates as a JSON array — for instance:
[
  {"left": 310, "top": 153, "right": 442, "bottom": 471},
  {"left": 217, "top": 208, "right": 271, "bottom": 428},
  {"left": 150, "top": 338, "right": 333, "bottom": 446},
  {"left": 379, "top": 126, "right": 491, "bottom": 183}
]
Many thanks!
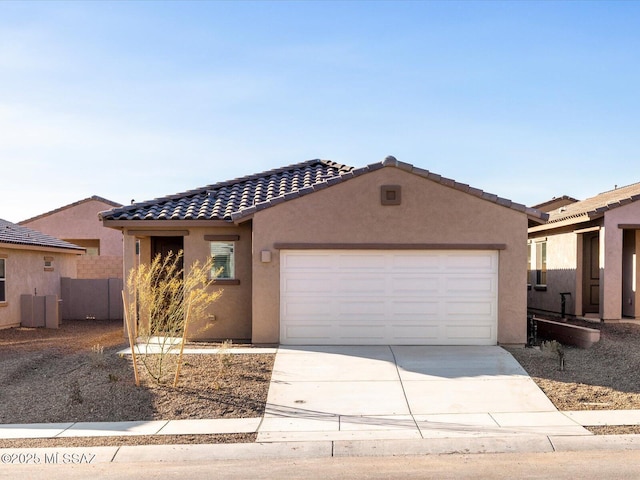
[
  {"left": 535, "top": 241, "right": 547, "bottom": 286},
  {"left": 210, "top": 241, "right": 235, "bottom": 279},
  {"left": 0, "top": 258, "right": 5, "bottom": 302}
]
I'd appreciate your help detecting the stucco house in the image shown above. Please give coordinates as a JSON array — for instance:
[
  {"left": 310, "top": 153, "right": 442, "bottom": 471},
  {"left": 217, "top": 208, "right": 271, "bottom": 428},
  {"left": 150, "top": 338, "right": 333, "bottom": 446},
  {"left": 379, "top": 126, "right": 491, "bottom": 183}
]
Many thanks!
[
  {"left": 101, "top": 156, "right": 546, "bottom": 346},
  {"left": 528, "top": 182, "right": 640, "bottom": 321},
  {"left": 20, "top": 196, "right": 123, "bottom": 279},
  {"left": 0, "top": 219, "right": 84, "bottom": 329}
]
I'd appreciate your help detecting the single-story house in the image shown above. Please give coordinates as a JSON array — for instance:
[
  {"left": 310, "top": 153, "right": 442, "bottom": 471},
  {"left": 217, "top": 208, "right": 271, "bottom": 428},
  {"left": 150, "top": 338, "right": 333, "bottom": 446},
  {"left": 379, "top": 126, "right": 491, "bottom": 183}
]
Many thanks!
[
  {"left": 528, "top": 181, "right": 640, "bottom": 321},
  {"left": 100, "top": 156, "right": 546, "bottom": 346},
  {"left": 20, "top": 196, "right": 123, "bottom": 279},
  {"left": 0, "top": 219, "right": 85, "bottom": 329}
]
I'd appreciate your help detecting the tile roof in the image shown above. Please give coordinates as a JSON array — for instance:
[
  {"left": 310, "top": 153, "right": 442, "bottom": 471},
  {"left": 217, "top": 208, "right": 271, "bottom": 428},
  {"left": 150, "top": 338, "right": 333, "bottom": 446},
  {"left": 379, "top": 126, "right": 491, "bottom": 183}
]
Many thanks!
[
  {"left": 545, "top": 181, "right": 640, "bottom": 226},
  {"left": 100, "top": 159, "right": 355, "bottom": 222},
  {"left": 19, "top": 195, "right": 122, "bottom": 224},
  {"left": 0, "top": 219, "right": 85, "bottom": 252},
  {"left": 100, "top": 157, "right": 547, "bottom": 223}
]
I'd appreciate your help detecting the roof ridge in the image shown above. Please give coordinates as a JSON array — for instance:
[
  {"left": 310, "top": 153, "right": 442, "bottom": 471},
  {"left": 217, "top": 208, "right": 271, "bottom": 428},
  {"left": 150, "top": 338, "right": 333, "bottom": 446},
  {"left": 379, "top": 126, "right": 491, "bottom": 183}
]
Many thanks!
[
  {"left": 596, "top": 180, "right": 640, "bottom": 197},
  {"left": 19, "top": 195, "right": 122, "bottom": 225}
]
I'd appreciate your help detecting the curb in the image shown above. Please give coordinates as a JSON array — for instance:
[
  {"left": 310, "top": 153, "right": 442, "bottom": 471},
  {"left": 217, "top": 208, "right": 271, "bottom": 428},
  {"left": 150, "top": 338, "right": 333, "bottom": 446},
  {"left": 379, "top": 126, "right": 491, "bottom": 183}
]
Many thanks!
[{"left": 4, "top": 435, "right": 640, "bottom": 465}]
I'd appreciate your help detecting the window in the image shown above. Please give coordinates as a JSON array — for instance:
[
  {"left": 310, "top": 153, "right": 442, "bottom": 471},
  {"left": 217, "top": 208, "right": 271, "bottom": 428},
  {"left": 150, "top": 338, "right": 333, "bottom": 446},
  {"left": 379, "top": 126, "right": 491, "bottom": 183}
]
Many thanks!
[
  {"left": 210, "top": 242, "right": 235, "bottom": 279},
  {"left": 0, "top": 258, "right": 5, "bottom": 302},
  {"left": 535, "top": 241, "right": 547, "bottom": 286}
]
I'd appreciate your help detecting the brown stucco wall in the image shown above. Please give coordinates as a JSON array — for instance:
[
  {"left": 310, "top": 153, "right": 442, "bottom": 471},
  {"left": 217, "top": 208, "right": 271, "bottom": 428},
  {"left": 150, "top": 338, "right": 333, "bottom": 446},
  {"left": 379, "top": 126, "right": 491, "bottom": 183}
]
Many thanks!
[
  {"left": 21, "top": 199, "right": 123, "bottom": 257},
  {"left": 121, "top": 223, "right": 252, "bottom": 341},
  {"left": 251, "top": 166, "right": 528, "bottom": 345},
  {"left": 603, "top": 201, "right": 640, "bottom": 320},
  {"left": 0, "top": 246, "right": 78, "bottom": 329},
  {"left": 527, "top": 230, "right": 580, "bottom": 317}
]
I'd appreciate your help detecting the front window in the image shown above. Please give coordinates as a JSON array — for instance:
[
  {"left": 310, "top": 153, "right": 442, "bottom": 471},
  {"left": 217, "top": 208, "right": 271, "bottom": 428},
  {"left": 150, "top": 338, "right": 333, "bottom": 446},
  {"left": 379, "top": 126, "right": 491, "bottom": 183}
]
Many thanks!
[
  {"left": 536, "top": 241, "right": 547, "bottom": 286},
  {"left": 0, "top": 258, "right": 5, "bottom": 302},
  {"left": 210, "top": 242, "right": 235, "bottom": 279}
]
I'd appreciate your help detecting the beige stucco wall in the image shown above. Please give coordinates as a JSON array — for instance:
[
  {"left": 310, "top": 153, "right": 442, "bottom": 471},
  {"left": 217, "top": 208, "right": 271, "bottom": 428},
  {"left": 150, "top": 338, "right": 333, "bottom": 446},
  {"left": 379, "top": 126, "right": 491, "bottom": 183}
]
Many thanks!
[
  {"left": 21, "top": 199, "right": 123, "bottom": 258},
  {"left": 527, "top": 230, "right": 580, "bottom": 316},
  {"left": 0, "top": 246, "right": 78, "bottom": 329},
  {"left": 251, "top": 166, "right": 529, "bottom": 345},
  {"left": 602, "top": 201, "right": 640, "bottom": 320},
  {"left": 121, "top": 223, "right": 252, "bottom": 341}
]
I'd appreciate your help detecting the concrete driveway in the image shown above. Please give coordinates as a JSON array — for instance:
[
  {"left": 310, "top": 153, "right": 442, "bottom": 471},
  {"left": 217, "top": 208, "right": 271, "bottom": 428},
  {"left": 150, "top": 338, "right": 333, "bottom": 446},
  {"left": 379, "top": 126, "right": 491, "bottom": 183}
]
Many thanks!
[{"left": 257, "top": 346, "right": 591, "bottom": 441}]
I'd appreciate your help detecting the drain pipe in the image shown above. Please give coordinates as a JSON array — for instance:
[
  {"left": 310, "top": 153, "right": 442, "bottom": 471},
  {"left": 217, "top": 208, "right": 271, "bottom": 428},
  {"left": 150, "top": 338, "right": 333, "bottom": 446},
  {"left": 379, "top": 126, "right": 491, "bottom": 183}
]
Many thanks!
[{"left": 560, "top": 292, "right": 571, "bottom": 319}]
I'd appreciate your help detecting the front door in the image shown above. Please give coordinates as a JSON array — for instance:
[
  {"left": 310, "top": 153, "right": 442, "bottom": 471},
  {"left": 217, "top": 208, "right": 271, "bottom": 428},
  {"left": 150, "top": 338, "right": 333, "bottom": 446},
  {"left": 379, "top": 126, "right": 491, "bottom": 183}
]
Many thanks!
[
  {"left": 151, "top": 236, "right": 184, "bottom": 273},
  {"left": 582, "top": 232, "right": 600, "bottom": 314}
]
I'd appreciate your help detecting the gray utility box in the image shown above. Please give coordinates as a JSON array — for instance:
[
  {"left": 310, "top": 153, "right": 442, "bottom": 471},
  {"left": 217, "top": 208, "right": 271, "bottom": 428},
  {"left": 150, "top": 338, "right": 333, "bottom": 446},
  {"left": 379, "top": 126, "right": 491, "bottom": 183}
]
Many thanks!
[{"left": 20, "top": 294, "right": 60, "bottom": 329}]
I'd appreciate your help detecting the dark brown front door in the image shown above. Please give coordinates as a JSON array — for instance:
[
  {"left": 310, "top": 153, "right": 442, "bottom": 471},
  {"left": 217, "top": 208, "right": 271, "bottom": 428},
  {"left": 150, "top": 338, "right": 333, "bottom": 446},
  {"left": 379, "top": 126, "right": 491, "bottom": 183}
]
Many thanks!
[
  {"left": 582, "top": 232, "right": 600, "bottom": 314},
  {"left": 151, "top": 236, "right": 184, "bottom": 272}
]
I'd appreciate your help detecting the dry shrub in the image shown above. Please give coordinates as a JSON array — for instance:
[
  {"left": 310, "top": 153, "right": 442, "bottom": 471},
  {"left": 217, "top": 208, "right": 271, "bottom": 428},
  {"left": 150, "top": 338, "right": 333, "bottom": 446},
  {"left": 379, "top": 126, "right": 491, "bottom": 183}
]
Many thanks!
[{"left": 126, "top": 250, "right": 222, "bottom": 384}]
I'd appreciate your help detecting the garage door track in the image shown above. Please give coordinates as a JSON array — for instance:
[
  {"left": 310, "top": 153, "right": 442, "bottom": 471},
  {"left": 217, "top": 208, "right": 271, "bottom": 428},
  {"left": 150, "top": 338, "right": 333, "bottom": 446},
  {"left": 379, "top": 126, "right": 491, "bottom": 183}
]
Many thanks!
[{"left": 257, "top": 346, "right": 591, "bottom": 441}]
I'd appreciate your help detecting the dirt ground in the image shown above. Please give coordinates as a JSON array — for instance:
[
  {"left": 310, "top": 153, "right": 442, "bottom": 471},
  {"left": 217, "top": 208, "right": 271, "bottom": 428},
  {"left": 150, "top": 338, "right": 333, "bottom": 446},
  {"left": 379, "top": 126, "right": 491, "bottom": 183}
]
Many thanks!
[
  {"left": 0, "top": 319, "right": 274, "bottom": 448},
  {"left": 2, "top": 318, "right": 640, "bottom": 448}
]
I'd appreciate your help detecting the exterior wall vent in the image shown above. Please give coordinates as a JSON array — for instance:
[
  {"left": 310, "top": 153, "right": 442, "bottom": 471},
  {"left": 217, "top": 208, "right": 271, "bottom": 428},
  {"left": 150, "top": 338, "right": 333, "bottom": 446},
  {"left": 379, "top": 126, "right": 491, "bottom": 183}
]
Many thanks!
[{"left": 381, "top": 185, "right": 401, "bottom": 206}]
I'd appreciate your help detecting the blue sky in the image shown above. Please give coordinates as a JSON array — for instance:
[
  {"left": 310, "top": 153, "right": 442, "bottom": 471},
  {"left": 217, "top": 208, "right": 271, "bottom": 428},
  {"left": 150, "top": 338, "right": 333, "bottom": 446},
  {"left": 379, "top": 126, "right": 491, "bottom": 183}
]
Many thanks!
[{"left": 1, "top": 1, "right": 639, "bottom": 222}]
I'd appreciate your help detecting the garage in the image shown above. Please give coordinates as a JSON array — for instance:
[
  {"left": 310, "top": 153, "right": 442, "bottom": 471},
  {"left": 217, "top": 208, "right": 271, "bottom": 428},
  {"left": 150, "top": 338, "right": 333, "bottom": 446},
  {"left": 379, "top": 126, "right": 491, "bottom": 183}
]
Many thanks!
[{"left": 280, "top": 249, "right": 499, "bottom": 345}]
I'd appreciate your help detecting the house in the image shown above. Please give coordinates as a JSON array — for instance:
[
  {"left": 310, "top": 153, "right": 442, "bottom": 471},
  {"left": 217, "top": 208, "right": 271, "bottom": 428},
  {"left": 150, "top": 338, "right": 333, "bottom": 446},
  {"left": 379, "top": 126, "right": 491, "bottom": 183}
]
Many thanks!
[
  {"left": 19, "top": 196, "right": 123, "bottom": 279},
  {"left": 0, "top": 219, "right": 85, "bottom": 329},
  {"left": 531, "top": 195, "right": 579, "bottom": 213},
  {"left": 528, "top": 182, "right": 640, "bottom": 321},
  {"left": 100, "top": 156, "right": 547, "bottom": 346}
]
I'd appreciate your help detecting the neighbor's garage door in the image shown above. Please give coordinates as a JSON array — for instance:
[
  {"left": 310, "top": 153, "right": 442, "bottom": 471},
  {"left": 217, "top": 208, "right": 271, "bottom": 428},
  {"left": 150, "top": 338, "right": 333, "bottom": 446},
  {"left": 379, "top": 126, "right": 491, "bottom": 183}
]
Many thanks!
[{"left": 280, "top": 250, "right": 498, "bottom": 345}]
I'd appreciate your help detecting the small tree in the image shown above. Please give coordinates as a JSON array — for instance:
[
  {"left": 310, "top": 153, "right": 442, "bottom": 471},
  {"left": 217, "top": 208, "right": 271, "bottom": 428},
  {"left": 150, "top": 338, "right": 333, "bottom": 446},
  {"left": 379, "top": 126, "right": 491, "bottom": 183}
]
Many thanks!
[{"left": 126, "top": 250, "right": 222, "bottom": 384}]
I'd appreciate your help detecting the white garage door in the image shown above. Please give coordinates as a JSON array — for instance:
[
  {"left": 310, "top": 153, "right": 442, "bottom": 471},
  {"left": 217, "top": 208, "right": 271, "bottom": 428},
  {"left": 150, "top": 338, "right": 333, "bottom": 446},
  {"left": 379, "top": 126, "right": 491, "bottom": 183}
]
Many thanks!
[{"left": 280, "top": 250, "right": 498, "bottom": 345}]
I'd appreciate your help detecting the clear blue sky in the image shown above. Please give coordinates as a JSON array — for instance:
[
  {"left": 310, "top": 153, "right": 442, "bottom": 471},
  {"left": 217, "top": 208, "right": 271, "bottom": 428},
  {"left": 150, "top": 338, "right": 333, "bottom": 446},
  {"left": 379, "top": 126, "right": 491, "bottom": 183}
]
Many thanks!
[{"left": 1, "top": 1, "right": 639, "bottom": 222}]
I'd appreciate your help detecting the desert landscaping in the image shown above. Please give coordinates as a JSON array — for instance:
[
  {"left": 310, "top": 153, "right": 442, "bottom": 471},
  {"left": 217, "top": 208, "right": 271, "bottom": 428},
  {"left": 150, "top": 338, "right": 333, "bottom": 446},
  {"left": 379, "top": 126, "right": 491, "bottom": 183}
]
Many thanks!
[{"left": 1, "top": 318, "right": 640, "bottom": 448}]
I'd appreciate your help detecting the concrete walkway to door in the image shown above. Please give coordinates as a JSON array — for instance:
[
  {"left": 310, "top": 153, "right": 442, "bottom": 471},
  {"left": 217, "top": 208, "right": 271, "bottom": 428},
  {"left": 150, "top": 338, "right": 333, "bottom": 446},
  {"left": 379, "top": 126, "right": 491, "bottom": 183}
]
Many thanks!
[{"left": 257, "top": 346, "right": 591, "bottom": 442}]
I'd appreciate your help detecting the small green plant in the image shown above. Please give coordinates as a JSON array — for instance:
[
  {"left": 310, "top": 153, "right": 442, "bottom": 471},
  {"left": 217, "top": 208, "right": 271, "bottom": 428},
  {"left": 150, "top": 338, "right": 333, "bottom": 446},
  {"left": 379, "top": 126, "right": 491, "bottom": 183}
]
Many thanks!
[
  {"left": 541, "top": 339, "right": 565, "bottom": 371},
  {"left": 108, "top": 373, "right": 119, "bottom": 383}
]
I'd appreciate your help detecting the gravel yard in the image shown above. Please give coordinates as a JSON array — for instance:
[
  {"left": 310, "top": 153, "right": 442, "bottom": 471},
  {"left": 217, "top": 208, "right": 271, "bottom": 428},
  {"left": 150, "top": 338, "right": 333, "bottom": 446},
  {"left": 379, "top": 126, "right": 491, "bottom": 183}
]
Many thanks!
[{"left": 2, "top": 317, "right": 640, "bottom": 448}]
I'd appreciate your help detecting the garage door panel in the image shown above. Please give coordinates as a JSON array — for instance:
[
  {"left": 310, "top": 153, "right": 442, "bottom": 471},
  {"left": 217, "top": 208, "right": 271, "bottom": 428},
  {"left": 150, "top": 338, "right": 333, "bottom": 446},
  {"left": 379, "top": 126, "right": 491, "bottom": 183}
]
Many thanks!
[
  {"left": 443, "top": 253, "right": 497, "bottom": 273},
  {"left": 282, "top": 298, "right": 335, "bottom": 316},
  {"left": 391, "top": 254, "right": 442, "bottom": 270},
  {"left": 280, "top": 250, "right": 498, "bottom": 345},
  {"left": 445, "top": 300, "right": 494, "bottom": 316},
  {"left": 282, "top": 276, "right": 334, "bottom": 294},
  {"left": 445, "top": 325, "right": 495, "bottom": 341},
  {"left": 390, "top": 277, "right": 440, "bottom": 294},
  {"left": 340, "top": 276, "right": 386, "bottom": 293},
  {"left": 444, "top": 277, "right": 496, "bottom": 295},
  {"left": 282, "top": 253, "right": 334, "bottom": 270},
  {"left": 337, "top": 254, "right": 387, "bottom": 270}
]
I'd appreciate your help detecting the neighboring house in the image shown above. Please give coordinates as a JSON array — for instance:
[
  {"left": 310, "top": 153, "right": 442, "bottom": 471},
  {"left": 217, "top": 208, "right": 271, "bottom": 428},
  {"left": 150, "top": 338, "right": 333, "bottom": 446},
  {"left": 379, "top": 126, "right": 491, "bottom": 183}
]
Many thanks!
[
  {"left": 528, "top": 182, "right": 640, "bottom": 321},
  {"left": 531, "top": 195, "right": 579, "bottom": 213},
  {"left": 0, "top": 219, "right": 84, "bottom": 329},
  {"left": 20, "top": 196, "right": 123, "bottom": 279},
  {"left": 101, "top": 156, "right": 546, "bottom": 346}
]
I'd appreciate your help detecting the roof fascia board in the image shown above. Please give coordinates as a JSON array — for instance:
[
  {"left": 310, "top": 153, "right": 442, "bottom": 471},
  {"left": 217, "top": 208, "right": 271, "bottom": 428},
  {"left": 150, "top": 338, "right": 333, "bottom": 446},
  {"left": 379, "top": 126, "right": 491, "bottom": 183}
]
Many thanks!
[
  {"left": 102, "top": 219, "right": 232, "bottom": 229},
  {"left": 273, "top": 242, "right": 507, "bottom": 250},
  {"left": 0, "top": 242, "right": 85, "bottom": 254}
]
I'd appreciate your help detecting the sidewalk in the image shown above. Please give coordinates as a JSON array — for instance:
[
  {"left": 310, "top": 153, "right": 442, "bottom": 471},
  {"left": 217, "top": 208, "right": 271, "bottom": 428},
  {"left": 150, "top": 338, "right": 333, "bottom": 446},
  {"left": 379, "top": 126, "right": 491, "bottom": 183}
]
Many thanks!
[
  {"left": 2, "top": 413, "right": 640, "bottom": 464},
  {"left": 1, "top": 410, "right": 639, "bottom": 441}
]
